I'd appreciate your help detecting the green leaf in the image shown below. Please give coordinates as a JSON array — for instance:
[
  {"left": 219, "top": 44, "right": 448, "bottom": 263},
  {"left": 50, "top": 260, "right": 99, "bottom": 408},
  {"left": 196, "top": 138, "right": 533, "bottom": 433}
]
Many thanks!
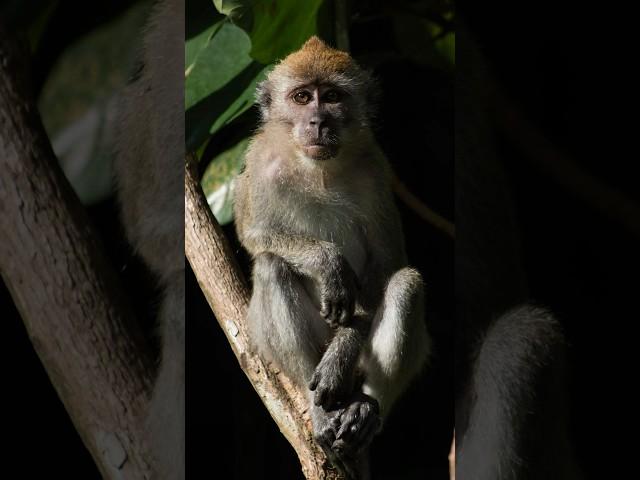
[
  {"left": 37, "top": 1, "right": 154, "bottom": 204},
  {"left": 185, "top": 21, "right": 269, "bottom": 151},
  {"left": 214, "top": 0, "right": 325, "bottom": 65},
  {"left": 434, "top": 32, "right": 455, "bottom": 66},
  {"left": 248, "top": 0, "right": 324, "bottom": 64},
  {"left": 392, "top": 14, "right": 454, "bottom": 71},
  {"left": 201, "top": 137, "right": 250, "bottom": 225},
  {"left": 212, "top": 0, "right": 253, "bottom": 31},
  {"left": 185, "top": 20, "right": 224, "bottom": 75}
]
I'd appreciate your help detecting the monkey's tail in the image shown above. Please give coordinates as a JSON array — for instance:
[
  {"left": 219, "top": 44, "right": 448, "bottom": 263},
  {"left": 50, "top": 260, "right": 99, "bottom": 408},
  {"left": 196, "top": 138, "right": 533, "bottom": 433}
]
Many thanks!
[{"left": 456, "top": 305, "right": 579, "bottom": 480}]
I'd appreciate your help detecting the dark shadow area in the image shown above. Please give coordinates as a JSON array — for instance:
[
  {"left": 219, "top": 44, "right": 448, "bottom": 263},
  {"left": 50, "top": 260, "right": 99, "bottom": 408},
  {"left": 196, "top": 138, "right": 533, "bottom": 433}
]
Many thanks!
[{"left": 462, "top": 1, "right": 639, "bottom": 477}]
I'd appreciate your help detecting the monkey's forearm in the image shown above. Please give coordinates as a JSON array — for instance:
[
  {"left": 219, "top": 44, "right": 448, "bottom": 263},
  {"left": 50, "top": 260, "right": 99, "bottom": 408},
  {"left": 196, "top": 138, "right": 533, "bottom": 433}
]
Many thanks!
[
  {"left": 309, "top": 318, "right": 370, "bottom": 409},
  {"left": 243, "top": 229, "right": 360, "bottom": 326}
]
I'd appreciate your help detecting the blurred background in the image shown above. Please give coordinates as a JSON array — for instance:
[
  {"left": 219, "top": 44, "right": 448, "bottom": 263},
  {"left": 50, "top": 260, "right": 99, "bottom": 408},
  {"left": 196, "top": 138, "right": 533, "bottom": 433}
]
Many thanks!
[
  {"left": 461, "top": 1, "right": 639, "bottom": 478},
  {"left": 1, "top": 0, "right": 156, "bottom": 476}
]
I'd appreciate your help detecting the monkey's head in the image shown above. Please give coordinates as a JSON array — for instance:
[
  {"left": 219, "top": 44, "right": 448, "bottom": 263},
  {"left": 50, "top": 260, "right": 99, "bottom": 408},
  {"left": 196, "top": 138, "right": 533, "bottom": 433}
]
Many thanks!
[{"left": 256, "top": 36, "right": 376, "bottom": 161}]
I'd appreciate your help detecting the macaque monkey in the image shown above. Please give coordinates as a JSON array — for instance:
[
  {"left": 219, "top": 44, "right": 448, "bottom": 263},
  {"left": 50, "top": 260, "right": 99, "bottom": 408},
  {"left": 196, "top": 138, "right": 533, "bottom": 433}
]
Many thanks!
[
  {"left": 234, "top": 36, "right": 430, "bottom": 478},
  {"left": 113, "top": 0, "right": 184, "bottom": 479}
]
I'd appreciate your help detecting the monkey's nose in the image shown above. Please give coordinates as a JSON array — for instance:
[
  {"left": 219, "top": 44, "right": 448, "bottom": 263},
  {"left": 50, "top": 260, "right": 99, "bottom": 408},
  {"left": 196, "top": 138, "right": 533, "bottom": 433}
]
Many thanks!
[{"left": 309, "top": 117, "right": 325, "bottom": 138}]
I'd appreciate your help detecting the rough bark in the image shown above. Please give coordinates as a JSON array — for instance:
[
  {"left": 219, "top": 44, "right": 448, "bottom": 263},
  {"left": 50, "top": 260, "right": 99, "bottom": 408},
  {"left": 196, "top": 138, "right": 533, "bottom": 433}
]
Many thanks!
[
  {"left": 184, "top": 156, "right": 341, "bottom": 479},
  {"left": 0, "top": 27, "right": 154, "bottom": 479}
]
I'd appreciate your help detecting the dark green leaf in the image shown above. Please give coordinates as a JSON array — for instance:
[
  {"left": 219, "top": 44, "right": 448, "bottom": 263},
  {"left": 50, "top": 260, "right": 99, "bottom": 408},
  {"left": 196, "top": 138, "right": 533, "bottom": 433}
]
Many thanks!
[
  {"left": 185, "top": 21, "right": 269, "bottom": 151},
  {"left": 248, "top": 0, "right": 324, "bottom": 64}
]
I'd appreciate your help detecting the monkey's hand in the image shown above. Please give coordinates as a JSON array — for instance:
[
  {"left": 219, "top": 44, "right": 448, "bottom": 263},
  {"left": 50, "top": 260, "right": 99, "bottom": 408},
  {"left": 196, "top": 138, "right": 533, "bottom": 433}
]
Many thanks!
[
  {"left": 318, "top": 255, "right": 359, "bottom": 327},
  {"left": 309, "top": 323, "right": 363, "bottom": 410},
  {"left": 309, "top": 354, "right": 356, "bottom": 410},
  {"left": 333, "top": 392, "right": 382, "bottom": 457}
]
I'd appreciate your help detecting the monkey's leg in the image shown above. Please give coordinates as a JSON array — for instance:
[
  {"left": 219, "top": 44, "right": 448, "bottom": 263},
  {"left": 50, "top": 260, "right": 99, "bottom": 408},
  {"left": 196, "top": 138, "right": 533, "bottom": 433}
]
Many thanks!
[
  {"left": 249, "top": 253, "right": 369, "bottom": 477},
  {"left": 247, "top": 252, "right": 330, "bottom": 389},
  {"left": 334, "top": 268, "right": 429, "bottom": 456},
  {"left": 456, "top": 305, "right": 577, "bottom": 480},
  {"left": 364, "top": 267, "right": 429, "bottom": 414},
  {"left": 148, "top": 273, "right": 185, "bottom": 480}
]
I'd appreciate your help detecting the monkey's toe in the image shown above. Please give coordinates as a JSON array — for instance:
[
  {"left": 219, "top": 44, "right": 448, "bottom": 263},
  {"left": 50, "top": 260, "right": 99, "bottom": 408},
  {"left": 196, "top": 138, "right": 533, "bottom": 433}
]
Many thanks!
[{"left": 334, "top": 395, "right": 381, "bottom": 454}]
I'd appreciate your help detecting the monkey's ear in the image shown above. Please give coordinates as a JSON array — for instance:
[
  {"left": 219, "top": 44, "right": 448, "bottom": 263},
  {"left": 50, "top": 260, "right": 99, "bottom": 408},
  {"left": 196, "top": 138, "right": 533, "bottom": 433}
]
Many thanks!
[{"left": 255, "top": 79, "right": 272, "bottom": 122}]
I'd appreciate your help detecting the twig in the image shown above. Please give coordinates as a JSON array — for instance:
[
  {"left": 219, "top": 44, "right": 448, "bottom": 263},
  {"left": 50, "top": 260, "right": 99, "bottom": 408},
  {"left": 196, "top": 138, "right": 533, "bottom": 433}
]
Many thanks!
[
  {"left": 496, "top": 96, "right": 640, "bottom": 238},
  {"left": 392, "top": 175, "right": 456, "bottom": 239}
]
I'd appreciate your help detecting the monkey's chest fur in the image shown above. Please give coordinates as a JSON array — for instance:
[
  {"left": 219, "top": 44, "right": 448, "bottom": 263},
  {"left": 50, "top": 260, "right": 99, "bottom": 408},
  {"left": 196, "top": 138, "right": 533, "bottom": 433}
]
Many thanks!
[{"left": 274, "top": 178, "right": 370, "bottom": 279}]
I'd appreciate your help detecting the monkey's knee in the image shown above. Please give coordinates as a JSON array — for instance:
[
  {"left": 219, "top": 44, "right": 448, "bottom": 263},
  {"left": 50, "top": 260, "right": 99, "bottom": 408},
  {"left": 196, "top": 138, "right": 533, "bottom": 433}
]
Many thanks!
[
  {"left": 385, "top": 267, "right": 424, "bottom": 305},
  {"left": 252, "top": 252, "right": 295, "bottom": 284},
  {"left": 481, "top": 304, "right": 564, "bottom": 365}
]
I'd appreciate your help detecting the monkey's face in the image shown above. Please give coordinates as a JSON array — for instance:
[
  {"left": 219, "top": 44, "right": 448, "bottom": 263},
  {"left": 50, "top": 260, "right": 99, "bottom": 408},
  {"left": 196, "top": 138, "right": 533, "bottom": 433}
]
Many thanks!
[{"left": 285, "top": 83, "right": 352, "bottom": 161}]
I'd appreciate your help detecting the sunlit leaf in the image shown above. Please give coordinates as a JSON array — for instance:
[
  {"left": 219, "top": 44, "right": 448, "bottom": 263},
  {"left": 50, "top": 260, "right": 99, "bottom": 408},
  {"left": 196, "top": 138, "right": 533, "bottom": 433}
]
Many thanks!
[
  {"left": 185, "top": 21, "right": 268, "bottom": 151},
  {"left": 212, "top": 0, "right": 253, "bottom": 31},
  {"left": 248, "top": 0, "right": 324, "bottom": 64},
  {"left": 213, "top": 0, "right": 324, "bottom": 65}
]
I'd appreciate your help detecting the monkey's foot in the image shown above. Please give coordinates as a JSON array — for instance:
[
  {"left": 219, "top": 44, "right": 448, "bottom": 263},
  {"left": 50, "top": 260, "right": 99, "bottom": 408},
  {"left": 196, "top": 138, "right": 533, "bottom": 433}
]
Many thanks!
[
  {"left": 312, "top": 406, "right": 362, "bottom": 480},
  {"left": 333, "top": 393, "right": 381, "bottom": 456}
]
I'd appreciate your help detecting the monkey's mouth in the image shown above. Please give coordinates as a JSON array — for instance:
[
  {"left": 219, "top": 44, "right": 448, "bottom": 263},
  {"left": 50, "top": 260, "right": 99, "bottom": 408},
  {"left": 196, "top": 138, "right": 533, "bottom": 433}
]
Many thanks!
[{"left": 302, "top": 143, "right": 339, "bottom": 160}]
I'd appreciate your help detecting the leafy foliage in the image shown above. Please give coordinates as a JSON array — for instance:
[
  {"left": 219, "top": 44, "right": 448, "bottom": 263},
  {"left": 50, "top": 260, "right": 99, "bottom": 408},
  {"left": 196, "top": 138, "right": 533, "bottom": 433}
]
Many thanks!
[
  {"left": 190, "top": 0, "right": 326, "bottom": 223},
  {"left": 185, "top": 20, "right": 268, "bottom": 150}
]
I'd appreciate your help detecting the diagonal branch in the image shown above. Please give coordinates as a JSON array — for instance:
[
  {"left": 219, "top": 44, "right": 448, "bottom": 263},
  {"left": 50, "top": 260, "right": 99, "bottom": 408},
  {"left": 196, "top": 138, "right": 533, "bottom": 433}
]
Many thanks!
[
  {"left": 184, "top": 155, "right": 342, "bottom": 480},
  {"left": 0, "top": 25, "right": 154, "bottom": 479}
]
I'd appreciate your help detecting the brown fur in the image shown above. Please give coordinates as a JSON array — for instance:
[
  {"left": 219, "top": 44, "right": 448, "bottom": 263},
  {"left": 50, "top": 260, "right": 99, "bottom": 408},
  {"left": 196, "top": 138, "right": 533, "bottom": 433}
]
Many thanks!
[{"left": 278, "top": 36, "right": 355, "bottom": 79}]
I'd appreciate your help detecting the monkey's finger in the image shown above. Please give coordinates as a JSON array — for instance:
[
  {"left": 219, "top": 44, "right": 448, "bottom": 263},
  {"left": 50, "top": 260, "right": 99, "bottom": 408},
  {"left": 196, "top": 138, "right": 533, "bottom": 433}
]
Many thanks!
[
  {"left": 320, "top": 299, "right": 334, "bottom": 321},
  {"left": 314, "top": 387, "right": 327, "bottom": 407},
  {"left": 334, "top": 305, "right": 343, "bottom": 323},
  {"left": 336, "top": 410, "right": 362, "bottom": 440},
  {"left": 352, "top": 415, "right": 380, "bottom": 452},
  {"left": 309, "top": 372, "right": 320, "bottom": 391},
  {"left": 332, "top": 442, "right": 360, "bottom": 479},
  {"left": 339, "top": 302, "right": 352, "bottom": 325}
]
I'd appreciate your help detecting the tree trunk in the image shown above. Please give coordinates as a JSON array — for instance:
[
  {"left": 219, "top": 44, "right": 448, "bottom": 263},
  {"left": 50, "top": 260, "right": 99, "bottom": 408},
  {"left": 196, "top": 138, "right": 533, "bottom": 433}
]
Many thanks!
[
  {"left": 184, "top": 157, "right": 342, "bottom": 479},
  {"left": 0, "top": 26, "right": 154, "bottom": 479}
]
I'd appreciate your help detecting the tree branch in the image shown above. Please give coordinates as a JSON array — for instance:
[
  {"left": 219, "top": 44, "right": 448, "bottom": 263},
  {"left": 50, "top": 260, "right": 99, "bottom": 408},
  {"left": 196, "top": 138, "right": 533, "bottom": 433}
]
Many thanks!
[
  {"left": 0, "top": 26, "right": 154, "bottom": 479},
  {"left": 184, "top": 156, "right": 342, "bottom": 479}
]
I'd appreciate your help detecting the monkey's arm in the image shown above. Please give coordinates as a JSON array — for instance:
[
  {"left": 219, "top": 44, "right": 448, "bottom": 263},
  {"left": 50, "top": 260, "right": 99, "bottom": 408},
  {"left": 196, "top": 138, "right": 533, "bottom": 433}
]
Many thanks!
[
  {"left": 309, "top": 314, "right": 370, "bottom": 409},
  {"left": 241, "top": 225, "right": 360, "bottom": 327}
]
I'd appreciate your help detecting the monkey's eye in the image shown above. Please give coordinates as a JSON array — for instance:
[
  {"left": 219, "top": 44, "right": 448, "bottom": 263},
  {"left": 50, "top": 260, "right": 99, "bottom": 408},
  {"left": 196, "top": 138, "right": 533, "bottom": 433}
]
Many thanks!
[
  {"left": 292, "top": 91, "right": 312, "bottom": 105},
  {"left": 323, "top": 90, "right": 342, "bottom": 103}
]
